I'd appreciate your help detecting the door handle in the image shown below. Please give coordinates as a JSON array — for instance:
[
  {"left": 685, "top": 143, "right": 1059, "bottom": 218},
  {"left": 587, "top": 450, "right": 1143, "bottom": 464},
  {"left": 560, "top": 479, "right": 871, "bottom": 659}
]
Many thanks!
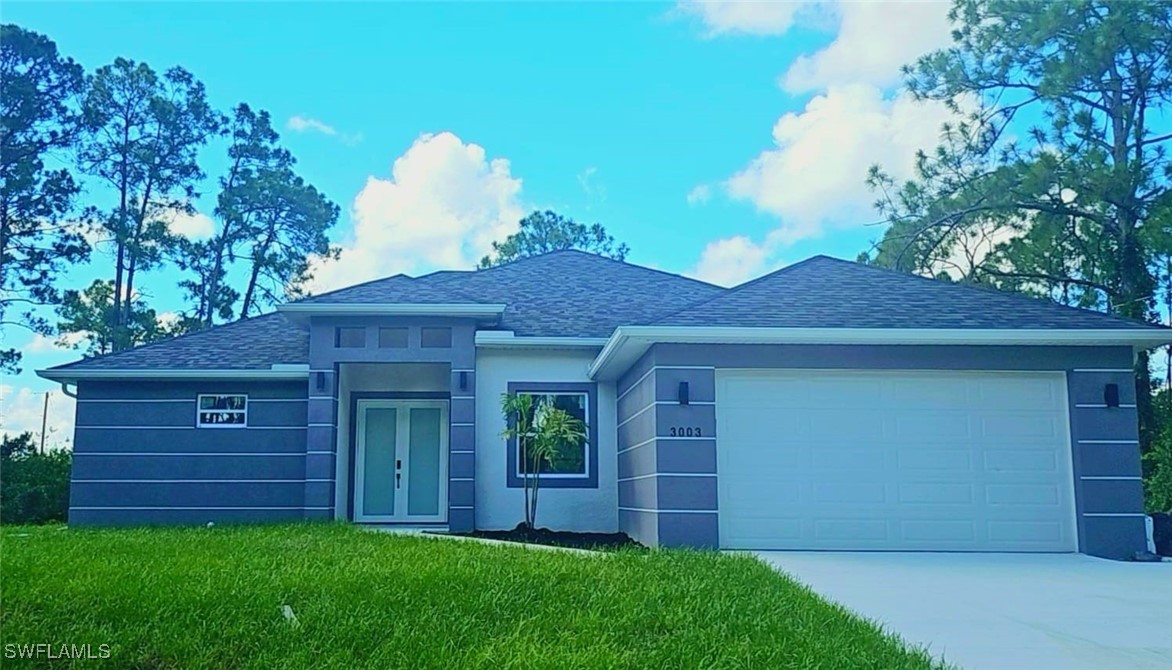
[
  {"left": 396, "top": 472, "right": 401, "bottom": 489},
  {"left": 396, "top": 459, "right": 401, "bottom": 470}
]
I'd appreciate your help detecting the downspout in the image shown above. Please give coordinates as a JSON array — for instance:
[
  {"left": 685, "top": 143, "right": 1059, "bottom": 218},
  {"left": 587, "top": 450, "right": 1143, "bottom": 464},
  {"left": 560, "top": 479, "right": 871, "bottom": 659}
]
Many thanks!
[{"left": 58, "top": 382, "right": 77, "bottom": 399}]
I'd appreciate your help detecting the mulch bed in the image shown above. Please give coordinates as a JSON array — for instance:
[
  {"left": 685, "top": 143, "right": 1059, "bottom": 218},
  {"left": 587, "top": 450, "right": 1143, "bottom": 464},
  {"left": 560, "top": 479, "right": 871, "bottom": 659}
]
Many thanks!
[{"left": 460, "top": 524, "right": 644, "bottom": 551}]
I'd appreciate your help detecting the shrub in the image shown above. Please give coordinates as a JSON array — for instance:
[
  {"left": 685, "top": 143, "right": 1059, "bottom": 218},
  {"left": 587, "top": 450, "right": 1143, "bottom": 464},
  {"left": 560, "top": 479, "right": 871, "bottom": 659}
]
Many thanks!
[
  {"left": 1145, "top": 432, "right": 1172, "bottom": 513},
  {"left": 0, "top": 433, "right": 72, "bottom": 524}
]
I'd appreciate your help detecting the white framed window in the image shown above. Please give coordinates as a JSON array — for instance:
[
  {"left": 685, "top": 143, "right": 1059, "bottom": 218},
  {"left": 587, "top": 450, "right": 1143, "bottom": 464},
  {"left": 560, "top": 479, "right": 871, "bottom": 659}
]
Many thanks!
[
  {"left": 197, "top": 394, "right": 248, "bottom": 428},
  {"left": 515, "top": 392, "right": 589, "bottom": 478}
]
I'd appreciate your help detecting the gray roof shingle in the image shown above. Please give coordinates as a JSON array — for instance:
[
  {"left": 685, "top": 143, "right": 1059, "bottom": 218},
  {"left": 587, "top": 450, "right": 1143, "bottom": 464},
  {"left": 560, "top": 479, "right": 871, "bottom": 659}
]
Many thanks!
[
  {"left": 47, "top": 312, "right": 309, "bottom": 371},
  {"left": 652, "top": 255, "right": 1163, "bottom": 330},
  {"left": 44, "top": 252, "right": 1163, "bottom": 374}
]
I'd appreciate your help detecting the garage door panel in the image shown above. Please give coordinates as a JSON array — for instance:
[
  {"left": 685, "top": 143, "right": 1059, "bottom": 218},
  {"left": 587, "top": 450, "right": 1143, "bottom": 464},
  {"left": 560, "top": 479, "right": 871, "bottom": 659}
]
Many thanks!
[{"left": 717, "top": 370, "right": 1076, "bottom": 552}]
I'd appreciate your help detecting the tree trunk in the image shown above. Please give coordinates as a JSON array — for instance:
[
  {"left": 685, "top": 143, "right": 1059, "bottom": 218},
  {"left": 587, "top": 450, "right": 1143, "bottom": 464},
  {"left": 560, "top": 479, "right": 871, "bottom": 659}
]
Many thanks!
[{"left": 240, "top": 227, "right": 276, "bottom": 319}]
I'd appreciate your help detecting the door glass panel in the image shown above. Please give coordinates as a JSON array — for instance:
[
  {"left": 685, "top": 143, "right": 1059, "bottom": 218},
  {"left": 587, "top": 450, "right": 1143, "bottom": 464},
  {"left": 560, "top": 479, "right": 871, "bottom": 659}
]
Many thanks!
[
  {"left": 408, "top": 408, "right": 442, "bottom": 516},
  {"left": 362, "top": 408, "right": 397, "bottom": 515}
]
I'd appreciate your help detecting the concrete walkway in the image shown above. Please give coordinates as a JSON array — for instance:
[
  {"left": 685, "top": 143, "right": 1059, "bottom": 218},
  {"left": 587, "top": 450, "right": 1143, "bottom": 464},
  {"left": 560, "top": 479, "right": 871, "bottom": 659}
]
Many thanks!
[{"left": 754, "top": 552, "right": 1172, "bottom": 669}]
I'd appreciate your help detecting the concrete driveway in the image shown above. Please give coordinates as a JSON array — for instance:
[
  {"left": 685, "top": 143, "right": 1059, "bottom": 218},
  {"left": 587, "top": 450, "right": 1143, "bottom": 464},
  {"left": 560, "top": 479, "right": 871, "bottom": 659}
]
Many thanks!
[{"left": 754, "top": 552, "right": 1172, "bottom": 669}]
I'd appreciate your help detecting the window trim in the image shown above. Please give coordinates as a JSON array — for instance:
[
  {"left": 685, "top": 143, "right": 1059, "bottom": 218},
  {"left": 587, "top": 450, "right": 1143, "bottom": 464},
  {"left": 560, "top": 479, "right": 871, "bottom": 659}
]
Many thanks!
[
  {"left": 506, "top": 382, "right": 598, "bottom": 489},
  {"left": 196, "top": 394, "right": 249, "bottom": 429},
  {"left": 513, "top": 391, "right": 590, "bottom": 480}
]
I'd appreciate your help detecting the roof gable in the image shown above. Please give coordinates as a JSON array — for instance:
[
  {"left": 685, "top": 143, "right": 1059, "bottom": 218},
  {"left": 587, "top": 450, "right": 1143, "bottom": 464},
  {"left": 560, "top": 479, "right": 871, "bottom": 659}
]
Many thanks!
[{"left": 653, "top": 255, "right": 1162, "bottom": 330}]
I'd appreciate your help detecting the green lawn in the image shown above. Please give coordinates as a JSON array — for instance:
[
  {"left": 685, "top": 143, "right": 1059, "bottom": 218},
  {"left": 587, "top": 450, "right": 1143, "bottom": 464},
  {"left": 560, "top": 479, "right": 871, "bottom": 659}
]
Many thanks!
[{"left": 1, "top": 524, "right": 940, "bottom": 669}]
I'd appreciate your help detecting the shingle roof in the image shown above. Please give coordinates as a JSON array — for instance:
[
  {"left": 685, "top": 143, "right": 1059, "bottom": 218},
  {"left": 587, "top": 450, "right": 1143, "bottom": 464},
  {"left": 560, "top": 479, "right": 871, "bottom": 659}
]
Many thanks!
[
  {"left": 652, "top": 255, "right": 1163, "bottom": 330},
  {"left": 44, "top": 251, "right": 1163, "bottom": 374},
  {"left": 47, "top": 312, "right": 309, "bottom": 371}
]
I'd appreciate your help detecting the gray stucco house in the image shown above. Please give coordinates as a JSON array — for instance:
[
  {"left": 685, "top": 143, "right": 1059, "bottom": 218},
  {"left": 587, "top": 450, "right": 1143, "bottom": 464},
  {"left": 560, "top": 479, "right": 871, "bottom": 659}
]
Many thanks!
[{"left": 39, "top": 251, "right": 1170, "bottom": 559}]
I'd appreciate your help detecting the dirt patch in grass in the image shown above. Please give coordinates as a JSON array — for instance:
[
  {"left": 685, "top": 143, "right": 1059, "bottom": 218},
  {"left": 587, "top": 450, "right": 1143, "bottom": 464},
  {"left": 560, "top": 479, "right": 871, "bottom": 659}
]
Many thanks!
[{"left": 461, "top": 524, "right": 644, "bottom": 550}]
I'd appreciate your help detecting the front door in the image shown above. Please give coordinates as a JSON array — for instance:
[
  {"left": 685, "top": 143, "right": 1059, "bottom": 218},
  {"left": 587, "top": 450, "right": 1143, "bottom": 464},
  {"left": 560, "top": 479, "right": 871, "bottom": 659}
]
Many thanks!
[{"left": 354, "top": 399, "right": 448, "bottom": 523}]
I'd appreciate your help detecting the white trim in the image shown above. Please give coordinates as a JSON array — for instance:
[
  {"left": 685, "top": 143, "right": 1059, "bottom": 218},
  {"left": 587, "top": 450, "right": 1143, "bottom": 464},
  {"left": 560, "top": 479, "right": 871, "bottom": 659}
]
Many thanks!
[
  {"left": 616, "top": 365, "right": 719, "bottom": 401},
  {"left": 308, "top": 423, "right": 336, "bottom": 428},
  {"left": 657, "top": 435, "right": 714, "bottom": 441},
  {"left": 449, "top": 505, "right": 474, "bottom": 510},
  {"left": 73, "top": 452, "right": 305, "bottom": 457},
  {"left": 450, "top": 450, "right": 475, "bottom": 454},
  {"left": 450, "top": 395, "right": 475, "bottom": 401},
  {"left": 279, "top": 302, "right": 506, "bottom": 317},
  {"left": 450, "top": 477, "right": 475, "bottom": 482},
  {"left": 76, "top": 398, "right": 193, "bottom": 404},
  {"left": 354, "top": 399, "right": 449, "bottom": 523},
  {"left": 474, "top": 331, "right": 609, "bottom": 349},
  {"left": 1080, "top": 476, "right": 1142, "bottom": 481},
  {"left": 77, "top": 424, "right": 305, "bottom": 430},
  {"left": 617, "top": 403, "right": 655, "bottom": 428},
  {"left": 37, "top": 367, "right": 310, "bottom": 382},
  {"left": 1075, "top": 403, "right": 1138, "bottom": 409},
  {"left": 309, "top": 396, "right": 337, "bottom": 401},
  {"left": 1077, "top": 439, "right": 1140, "bottom": 444},
  {"left": 248, "top": 398, "right": 308, "bottom": 403},
  {"left": 616, "top": 436, "right": 655, "bottom": 455},
  {"left": 617, "top": 367, "right": 655, "bottom": 401},
  {"left": 1082, "top": 512, "right": 1147, "bottom": 517},
  {"left": 617, "top": 473, "right": 716, "bottom": 482},
  {"left": 72, "top": 506, "right": 304, "bottom": 511},
  {"left": 617, "top": 506, "right": 716, "bottom": 514},
  {"left": 74, "top": 479, "right": 307, "bottom": 484},
  {"left": 1072, "top": 368, "right": 1135, "bottom": 373},
  {"left": 452, "top": 369, "right": 476, "bottom": 373},
  {"left": 451, "top": 422, "right": 475, "bottom": 427},
  {"left": 589, "top": 326, "right": 1172, "bottom": 380},
  {"left": 306, "top": 450, "right": 336, "bottom": 455}
]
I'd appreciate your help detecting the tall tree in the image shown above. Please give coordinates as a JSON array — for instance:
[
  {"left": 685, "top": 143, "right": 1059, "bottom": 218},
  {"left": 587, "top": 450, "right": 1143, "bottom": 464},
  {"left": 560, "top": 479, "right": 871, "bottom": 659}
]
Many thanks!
[
  {"left": 74, "top": 58, "right": 220, "bottom": 351},
  {"left": 0, "top": 24, "right": 89, "bottom": 372},
  {"left": 478, "top": 210, "right": 630, "bottom": 268},
  {"left": 862, "top": 0, "right": 1172, "bottom": 447},
  {"left": 57, "top": 279, "right": 170, "bottom": 355},
  {"left": 174, "top": 103, "right": 338, "bottom": 325}
]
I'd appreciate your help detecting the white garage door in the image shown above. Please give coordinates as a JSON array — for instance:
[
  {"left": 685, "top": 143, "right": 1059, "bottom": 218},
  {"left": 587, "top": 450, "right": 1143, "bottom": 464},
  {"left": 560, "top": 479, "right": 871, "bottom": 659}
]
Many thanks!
[{"left": 717, "top": 370, "right": 1077, "bottom": 552}]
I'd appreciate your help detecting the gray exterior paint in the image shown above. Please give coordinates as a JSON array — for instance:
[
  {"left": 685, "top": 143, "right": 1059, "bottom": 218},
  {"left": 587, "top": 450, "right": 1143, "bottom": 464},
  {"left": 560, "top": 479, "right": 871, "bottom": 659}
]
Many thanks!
[
  {"left": 69, "top": 380, "right": 308, "bottom": 526},
  {"left": 619, "top": 343, "right": 1146, "bottom": 559},
  {"left": 505, "top": 382, "right": 599, "bottom": 489},
  {"left": 307, "top": 316, "right": 477, "bottom": 531}
]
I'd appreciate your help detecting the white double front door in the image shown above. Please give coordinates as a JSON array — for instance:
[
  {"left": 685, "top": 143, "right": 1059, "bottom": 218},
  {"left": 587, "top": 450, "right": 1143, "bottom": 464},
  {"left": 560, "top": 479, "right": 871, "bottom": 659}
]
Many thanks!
[{"left": 354, "top": 399, "right": 449, "bottom": 523}]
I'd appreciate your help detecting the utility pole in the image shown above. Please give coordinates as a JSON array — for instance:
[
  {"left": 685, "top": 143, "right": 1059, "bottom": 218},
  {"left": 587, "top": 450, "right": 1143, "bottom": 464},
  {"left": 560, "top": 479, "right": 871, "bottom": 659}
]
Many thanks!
[{"left": 40, "top": 391, "right": 49, "bottom": 454}]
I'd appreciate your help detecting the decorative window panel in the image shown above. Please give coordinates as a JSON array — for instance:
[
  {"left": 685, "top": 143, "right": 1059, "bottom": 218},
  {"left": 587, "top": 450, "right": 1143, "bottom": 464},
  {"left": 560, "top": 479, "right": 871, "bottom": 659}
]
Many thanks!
[{"left": 197, "top": 394, "right": 248, "bottom": 428}]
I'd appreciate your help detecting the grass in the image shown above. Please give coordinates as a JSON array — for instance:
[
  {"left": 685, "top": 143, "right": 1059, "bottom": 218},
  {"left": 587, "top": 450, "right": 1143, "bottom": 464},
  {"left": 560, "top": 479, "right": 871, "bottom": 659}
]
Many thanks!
[{"left": 1, "top": 524, "right": 940, "bottom": 669}]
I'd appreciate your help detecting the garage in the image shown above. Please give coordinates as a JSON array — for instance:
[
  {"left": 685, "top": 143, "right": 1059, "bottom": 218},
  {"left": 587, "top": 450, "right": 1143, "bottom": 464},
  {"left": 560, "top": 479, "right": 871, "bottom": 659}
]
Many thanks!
[{"left": 716, "top": 370, "right": 1078, "bottom": 552}]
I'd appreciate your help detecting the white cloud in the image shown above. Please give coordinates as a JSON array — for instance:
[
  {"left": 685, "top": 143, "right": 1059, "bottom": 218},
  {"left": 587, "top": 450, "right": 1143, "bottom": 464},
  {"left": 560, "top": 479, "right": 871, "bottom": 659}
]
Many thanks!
[
  {"left": 686, "top": 184, "right": 712, "bottom": 206},
  {"left": 24, "top": 332, "right": 88, "bottom": 354},
  {"left": 287, "top": 115, "right": 362, "bottom": 145},
  {"left": 781, "top": 2, "right": 953, "bottom": 93},
  {"left": 578, "top": 167, "right": 607, "bottom": 204},
  {"left": 690, "top": 234, "right": 771, "bottom": 286},
  {"left": 675, "top": 1, "right": 818, "bottom": 37},
  {"left": 0, "top": 384, "right": 76, "bottom": 450},
  {"left": 725, "top": 84, "right": 956, "bottom": 244},
  {"left": 307, "top": 132, "right": 525, "bottom": 292},
  {"left": 166, "top": 209, "right": 215, "bottom": 240}
]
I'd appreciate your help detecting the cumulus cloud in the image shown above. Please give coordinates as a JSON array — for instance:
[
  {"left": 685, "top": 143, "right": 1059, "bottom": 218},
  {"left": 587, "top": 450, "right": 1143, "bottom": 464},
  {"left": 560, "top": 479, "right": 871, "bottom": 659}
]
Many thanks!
[
  {"left": 675, "top": 0, "right": 818, "bottom": 37},
  {"left": 725, "top": 84, "right": 955, "bottom": 244},
  {"left": 0, "top": 385, "right": 76, "bottom": 450},
  {"left": 287, "top": 115, "right": 363, "bottom": 145},
  {"left": 23, "top": 331, "right": 88, "bottom": 354},
  {"left": 781, "top": 2, "right": 953, "bottom": 93},
  {"left": 166, "top": 208, "right": 215, "bottom": 240},
  {"left": 686, "top": 184, "right": 712, "bottom": 206},
  {"left": 307, "top": 132, "right": 525, "bottom": 292},
  {"left": 689, "top": 234, "right": 772, "bottom": 286}
]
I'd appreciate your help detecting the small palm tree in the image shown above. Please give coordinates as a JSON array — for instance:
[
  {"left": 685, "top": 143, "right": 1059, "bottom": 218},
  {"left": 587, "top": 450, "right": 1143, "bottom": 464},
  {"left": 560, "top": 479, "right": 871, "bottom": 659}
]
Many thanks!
[{"left": 500, "top": 393, "right": 587, "bottom": 532}]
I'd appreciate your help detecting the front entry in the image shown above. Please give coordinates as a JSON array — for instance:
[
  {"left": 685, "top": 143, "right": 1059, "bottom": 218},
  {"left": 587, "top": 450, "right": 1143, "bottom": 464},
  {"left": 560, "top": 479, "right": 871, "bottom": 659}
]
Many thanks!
[{"left": 354, "top": 399, "right": 449, "bottom": 523}]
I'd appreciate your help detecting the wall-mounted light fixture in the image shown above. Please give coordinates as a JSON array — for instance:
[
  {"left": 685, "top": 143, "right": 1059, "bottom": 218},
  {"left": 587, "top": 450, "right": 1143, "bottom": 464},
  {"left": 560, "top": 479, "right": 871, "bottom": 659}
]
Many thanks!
[
  {"left": 315, "top": 371, "right": 326, "bottom": 392},
  {"left": 678, "top": 381, "right": 690, "bottom": 406},
  {"left": 459, "top": 371, "right": 468, "bottom": 391},
  {"left": 1104, "top": 383, "right": 1120, "bottom": 408}
]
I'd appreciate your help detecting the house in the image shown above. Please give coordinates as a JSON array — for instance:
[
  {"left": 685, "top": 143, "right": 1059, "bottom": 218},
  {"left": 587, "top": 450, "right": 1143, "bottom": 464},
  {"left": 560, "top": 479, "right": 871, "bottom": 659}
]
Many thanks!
[{"left": 38, "top": 251, "right": 1170, "bottom": 559}]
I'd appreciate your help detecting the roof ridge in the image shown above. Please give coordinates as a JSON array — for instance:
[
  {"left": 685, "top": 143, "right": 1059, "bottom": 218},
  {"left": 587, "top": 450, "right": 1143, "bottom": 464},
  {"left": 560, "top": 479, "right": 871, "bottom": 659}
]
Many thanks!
[
  {"left": 474, "top": 248, "right": 725, "bottom": 290},
  {"left": 46, "top": 311, "right": 294, "bottom": 372},
  {"left": 650, "top": 256, "right": 826, "bottom": 324},
  {"left": 821, "top": 255, "right": 1164, "bottom": 330},
  {"left": 289, "top": 272, "right": 413, "bottom": 303}
]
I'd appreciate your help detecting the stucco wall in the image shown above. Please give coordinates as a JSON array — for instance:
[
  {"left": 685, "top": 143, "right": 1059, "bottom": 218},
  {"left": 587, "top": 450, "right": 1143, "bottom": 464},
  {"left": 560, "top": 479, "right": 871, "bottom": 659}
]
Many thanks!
[
  {"left": 475, "top": 348, "right": 618, "bottom": 533},
  {"left": 70, "top": 380, "right": 308, "bottom": 525},
  {"left": 618, "top": 343, "right": 1146, "bottom": 558}
]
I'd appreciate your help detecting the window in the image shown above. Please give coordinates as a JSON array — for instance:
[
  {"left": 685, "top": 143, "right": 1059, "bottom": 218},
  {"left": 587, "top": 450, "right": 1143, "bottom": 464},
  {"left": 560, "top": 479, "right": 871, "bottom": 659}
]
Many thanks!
[
  {"left": 420, "top": 326, "right": 452, "bottom": 348},
  {"left": 378, "top": 327, "right": 408, "bottom": 348},
  {"left": 336, "top": 327, "right": 365, "bottom": 348},
  {"left": 516, "top": 392, "right": 588, "bottom": 477},
  {"left": 197, "top": 394, "right": 247, "bottom": 428}
]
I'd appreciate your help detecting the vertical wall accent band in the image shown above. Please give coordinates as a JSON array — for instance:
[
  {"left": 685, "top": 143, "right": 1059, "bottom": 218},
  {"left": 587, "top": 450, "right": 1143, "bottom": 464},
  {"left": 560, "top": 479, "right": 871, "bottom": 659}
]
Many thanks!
[
  {"left": 1066, "top": 369, "right": 1146, "bottom": 559},
  {"left": 616, "top": 350, "right": 719, "bottom": 548}
]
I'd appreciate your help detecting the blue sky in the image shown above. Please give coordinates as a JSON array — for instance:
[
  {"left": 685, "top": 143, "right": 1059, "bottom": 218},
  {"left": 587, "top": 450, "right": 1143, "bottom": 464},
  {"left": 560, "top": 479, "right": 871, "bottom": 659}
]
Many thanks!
[{"left": 3, "top": 2, "right": 960, "bottom": 444}]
